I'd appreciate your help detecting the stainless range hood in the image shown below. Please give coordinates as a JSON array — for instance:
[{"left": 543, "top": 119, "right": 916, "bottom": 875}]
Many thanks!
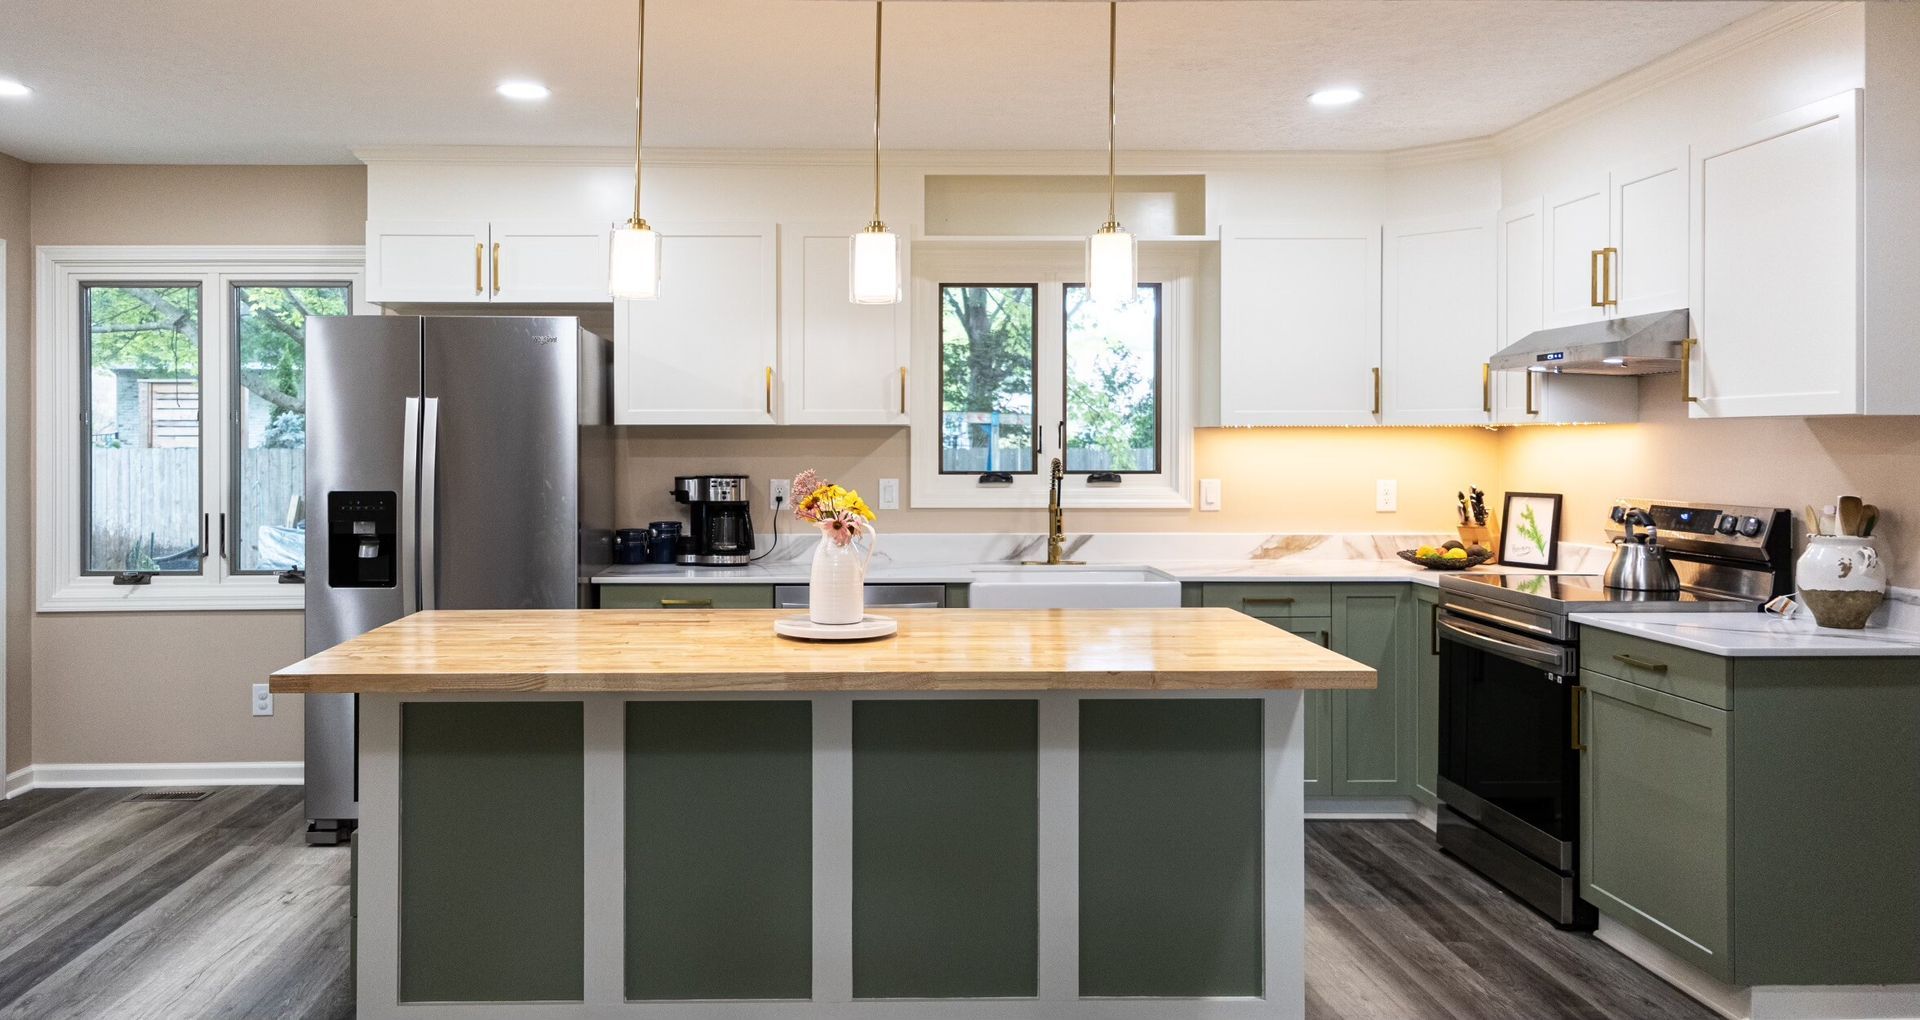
[{"left": 1490, "top": 308, "right": 1690, "bottom": 376}]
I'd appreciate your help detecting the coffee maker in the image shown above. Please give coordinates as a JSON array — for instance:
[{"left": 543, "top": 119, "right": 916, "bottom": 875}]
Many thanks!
[{"left": 671, "top": 475, "right": 755, "bottom": 565}]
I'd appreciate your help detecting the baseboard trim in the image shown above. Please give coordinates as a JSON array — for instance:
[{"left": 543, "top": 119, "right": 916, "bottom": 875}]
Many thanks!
[
  {"left": 7, "top": 760, "right": 304, "bottom": 795},
  {"left": 1599, "top": 916, "right": 1751, "bottom": 1020},
  {"left": 1598, "top": 918, "right": 1920, "bottom": 1020},
  {"left": 1305, "top": 795, "right": 1420, "bottom": 820}
]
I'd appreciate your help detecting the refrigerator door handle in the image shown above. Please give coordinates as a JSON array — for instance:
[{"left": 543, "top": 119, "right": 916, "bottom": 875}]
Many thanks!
[
  {"left": 400, "top": 397, "right": 421, "bottom": 614},
  {"left": 420, "top": 396, "right": 441, "bottom": 611}
]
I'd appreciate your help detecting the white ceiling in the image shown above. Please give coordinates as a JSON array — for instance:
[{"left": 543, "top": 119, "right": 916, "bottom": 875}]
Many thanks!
[{"left": 0, "top": 0, "right": 1769, "bottom": 164}]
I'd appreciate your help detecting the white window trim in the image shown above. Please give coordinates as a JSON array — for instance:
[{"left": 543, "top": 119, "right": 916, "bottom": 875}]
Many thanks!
[
  {"left": 35, "top": 245, "right": 370, "bottom": 612},
  {"left": 909, "top": 242, "right": 1196, "bottom": 509}
]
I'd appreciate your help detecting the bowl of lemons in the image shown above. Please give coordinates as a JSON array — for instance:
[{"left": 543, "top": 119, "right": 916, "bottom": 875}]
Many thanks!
[{"left": 1398, "top": 540, "right": 1494, "bottom": 571}]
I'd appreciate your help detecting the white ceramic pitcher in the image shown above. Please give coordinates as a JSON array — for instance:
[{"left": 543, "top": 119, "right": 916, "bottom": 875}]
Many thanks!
[{"left": 808, "top": 522, "right": 878, "bottom": 625}]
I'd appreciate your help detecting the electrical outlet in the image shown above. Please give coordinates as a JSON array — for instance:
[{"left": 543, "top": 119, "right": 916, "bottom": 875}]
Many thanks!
[
  {"left": 877, "top": 478, "right": 900, "bottom": 510},
  {"left": 769, "top": 478, "right": 791, "bottom": 511},
  {"left": 251, "top": 683, "right": 273, "bottom": 717},
  {"left": 1199, "top": 478, "right": 1222, "bottom": 512},
  {"left": 1375, "top": 479, "right": 1399, "bottom": 512}
]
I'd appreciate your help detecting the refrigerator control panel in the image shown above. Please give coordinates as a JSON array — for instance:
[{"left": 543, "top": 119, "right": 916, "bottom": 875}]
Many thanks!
[{"left": 328, "top": 491, "right": 398, "bottom": 588}]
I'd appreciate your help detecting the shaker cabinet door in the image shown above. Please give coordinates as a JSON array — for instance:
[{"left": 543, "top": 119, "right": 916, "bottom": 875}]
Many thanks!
[
  {"left": 779, "top": 223, "right": 911, "bottom": 425},
  {"left": 1381, "top": 213, "right": 1497, "bottom": 425},
  {"left": 615, "top": 222, "right": 779, "bottom": 425},
  {"left": 1220, "top": 222, "right": 1382, "bottom": 426},
  {"left": 1542, "top": 176, "right": 1611, "bottom": 328},
  {"left": 489, "top": 219, "right": 612, "bottom": 304},
  {"left": 1608, "top": 148, "right": 1689, "bottom": 318},
  {"left": 365, "top": 220, "right": 492, "bottom": 304},
  {"left": 1328, "top": 586, "right": 1411, "bottom": 797}
]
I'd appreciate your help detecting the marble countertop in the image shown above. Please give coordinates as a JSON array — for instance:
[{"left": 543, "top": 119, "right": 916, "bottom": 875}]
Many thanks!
[
  {"left": 594, "top": 558, "right": 1556, "bottom": 588},
  {"left": 1571, "top": 611, "right": 1920, "bottom": 658}
]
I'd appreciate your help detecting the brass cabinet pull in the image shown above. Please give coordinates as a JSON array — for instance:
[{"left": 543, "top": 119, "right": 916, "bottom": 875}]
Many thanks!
[
  {"left": 1602, "top": 246, "right": 1619, "bottom": 308},
  {"left": 765, "top": 366, "right": 774, "bottom": 415},
  {"left": 1525, "top": 370, "right": 1540, "bottom": 415},
  {"left": 659, "top": 598, "right": 713, "bottom": 608},
  {"left": 1371, "top": 367, "right": 1382, "bottom": 416},
  {"left": 1482, "top": 362, "right": 1492, "bottom": 414},
  {"left": 492, "top": 242, "right": 502, "bottom": 295},
  {"left": 1680, "top": 337, "right": 1699, "bottom": 404},
  {"left": 1612, "top": 652, "right": 1669, "bottom": 673},
  {"left": 899, "top": 366, "right": 908, "bottom": 415},
  {"left": 474, "top": 243, "right": 484, "bottom": 295},
  {"left": 1590, "top": 249, "right": 1604, "bottom": 308},
  {"left": 1571, "top": 684, "right": 1587, "bottom": 752},
  {"left": 1243, "top": 596, "right": 1296, "bottom": 606}
]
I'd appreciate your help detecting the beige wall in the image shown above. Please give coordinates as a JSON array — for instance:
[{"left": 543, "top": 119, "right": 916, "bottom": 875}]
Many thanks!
[
  {"left": 20, "top": 164, "right": 365, "bottom": 768},
  {"left": 616, "top": 426, "right": 1504, "bottom": 539},
  {"left": 2, "top": 153, "right": 30, "bottom": 773}
]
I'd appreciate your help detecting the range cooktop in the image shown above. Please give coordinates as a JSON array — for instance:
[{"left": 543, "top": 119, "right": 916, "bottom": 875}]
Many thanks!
[{"left": 1438, "top": 572, "right": 1760, "bottom": 616}]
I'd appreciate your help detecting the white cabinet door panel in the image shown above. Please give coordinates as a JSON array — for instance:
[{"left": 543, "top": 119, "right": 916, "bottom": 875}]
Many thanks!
[
  {"left": 780, "top": 224, "right": 911, "bottom": 425},
  {"left": 1220, "top": 222, "right": 1381, "bottom": 426},
  {"left": 1610, "top": 149, "right": 1689, "bottom": 317},
  {"left": 365, "top": 220, "right": 490, "bottom": 303},
  {"left": 1543, "top": 177, "right": 1611, "bottom": 327},
  {"left": 489, "top": 220, "right": 611, "bottom": 303},
  {"left": 615, "top": 222, "right": 779, "bottom": 425},
  {"left": 1382, "top": 213, "right": 1497, "bottom": 425},
  {"left": 1494, "top": 199, "right": 1545, "bottom": 422},
  {"left": 1689, "top": 92, "right": 1859, "bottom": 418}
]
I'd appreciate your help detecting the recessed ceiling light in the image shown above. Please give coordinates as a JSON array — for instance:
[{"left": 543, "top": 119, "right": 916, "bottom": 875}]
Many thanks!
[
  {"left": 1309, "top": 87, "right": 1364, "bottom": 108},
  {"left": 0, "top": 79, "right": 32, "bottom": 98},
  {"left": 496, "top": 80, "right": 551, "bottom": 101}
]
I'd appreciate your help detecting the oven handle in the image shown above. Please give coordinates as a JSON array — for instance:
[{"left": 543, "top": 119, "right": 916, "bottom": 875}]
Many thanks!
[
  {"left": 1439, "top": 597, "right": 1559, "bottom": 638},
  {"left": 1438, "top": 613, "right": 1575, "bottom": 675}
]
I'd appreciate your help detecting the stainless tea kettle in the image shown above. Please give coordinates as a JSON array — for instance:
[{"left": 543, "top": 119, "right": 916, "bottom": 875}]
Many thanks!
[{"left": 1605, "top": 509, "right": 1681, "bottom": 592}]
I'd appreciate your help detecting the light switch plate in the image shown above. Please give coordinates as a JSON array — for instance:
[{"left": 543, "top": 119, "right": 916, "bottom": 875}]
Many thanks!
[
  {"left": 1376, "top": 479, "right": 1398, "bottom": 513},
  {"left": 769, "top": 478, "right": 792, "bottom": 511},
  {"left": 1199, "top": 478, "right": 1222, "bottom": 512},
  {"left": 877, "top": 478, "right": 900, "bottom": 510}
]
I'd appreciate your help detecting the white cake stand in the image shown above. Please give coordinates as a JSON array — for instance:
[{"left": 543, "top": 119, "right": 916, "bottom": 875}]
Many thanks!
[{"left": 773, "top": 614, "right": 898, "bottom": 641}]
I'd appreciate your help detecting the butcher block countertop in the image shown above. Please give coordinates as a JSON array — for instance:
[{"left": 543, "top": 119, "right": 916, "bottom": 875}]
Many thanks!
[{"left": 269, "top": 608, "right": 1377, "bottom": 694}]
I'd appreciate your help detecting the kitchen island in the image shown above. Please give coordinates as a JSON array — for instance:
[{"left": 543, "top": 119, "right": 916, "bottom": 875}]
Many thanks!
[{"left": 271, "top": 608, "right": 1374, "bottom": 1020}]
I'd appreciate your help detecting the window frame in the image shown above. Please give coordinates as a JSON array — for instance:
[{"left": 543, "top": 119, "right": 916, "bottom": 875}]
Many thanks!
[
  {"left": 936, "top": 282, "right": 1042, "bottom": 477},
  {"left": 37, "top": 246, "right": 369, "bottom": 612},
  {"left": 1062, "top": 281, "right": 1164, "bottom": 476},
  {"left": 909, "top": 243, "right": 1196, "bottom": 509}
]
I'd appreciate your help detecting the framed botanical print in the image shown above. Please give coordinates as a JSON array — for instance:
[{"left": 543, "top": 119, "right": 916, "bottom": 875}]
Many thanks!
[{"left": 1499, "top": 492, "right": 1563, "bottom": 569}]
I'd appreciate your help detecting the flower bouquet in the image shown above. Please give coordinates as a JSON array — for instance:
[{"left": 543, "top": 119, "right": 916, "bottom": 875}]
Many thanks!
[{"left": 791, "top": 470, "right": 879, "bottom": 625}]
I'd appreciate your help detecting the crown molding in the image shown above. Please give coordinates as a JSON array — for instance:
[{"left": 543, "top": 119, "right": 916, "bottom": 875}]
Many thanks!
[
  {"left": 1383, "top": 136, "right": 1498, "bottom": 169},
  {"left": 354, "top": 145, "right": 1396, "bottom": 174},
  {"left": 1494, "top": 1, "right": 1851, "bottom": 152}
]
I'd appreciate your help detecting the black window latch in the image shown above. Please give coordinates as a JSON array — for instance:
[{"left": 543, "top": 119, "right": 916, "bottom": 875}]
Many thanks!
[
  {"left": 112, "top": 572, "right": 154, "bottom": 586},
  {"left": 977, "top": 471, "right": 1014, "bottom": 485},
  {"left": 277, "top": 569, "right": 307, "bottom": 585},
  {"left": 1087, "top": 472, "right": 1123, "bottom": 485}
]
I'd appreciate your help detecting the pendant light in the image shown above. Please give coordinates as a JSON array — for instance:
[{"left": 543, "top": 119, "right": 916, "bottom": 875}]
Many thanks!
[
  {"left": 850, "top": 0, "right": 901, "bottom": 304},
  {"left": 1086, "top": 1, "right": 1136, "bottom": 307},
  {"left": 609, "top": 0, "right": 661, "bottom": 300}
]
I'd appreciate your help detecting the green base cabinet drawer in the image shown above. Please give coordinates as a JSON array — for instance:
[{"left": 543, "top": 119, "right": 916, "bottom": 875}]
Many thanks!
[
  {"left": 599, "top": 584, "right": 774, "bottom": 610},
  {"left": 1580, "top": 670, "right": 1732, "bottom": 981},
  {"left": 1581, "top": 626, "right": 1731, "bottom": 709},
  {"left": 1199, "top": 583, "right": 1332, "bottom": 619}
]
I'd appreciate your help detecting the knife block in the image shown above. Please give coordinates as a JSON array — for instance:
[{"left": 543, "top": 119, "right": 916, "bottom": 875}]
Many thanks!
[{"left": 1457, "top": 516, "right": 1497, "bottom": 556}]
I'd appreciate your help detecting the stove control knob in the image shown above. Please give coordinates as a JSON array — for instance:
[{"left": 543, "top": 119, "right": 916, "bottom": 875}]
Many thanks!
[
  {"left": 1740, "top": 516, "right": 1765, "bottom": 538},
  {"left": 1716, "top": 515, "right": 1740, "bottom": 535}
]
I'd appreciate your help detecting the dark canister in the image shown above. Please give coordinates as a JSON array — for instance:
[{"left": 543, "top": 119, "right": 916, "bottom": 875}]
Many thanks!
[
  {"left": 613, "top": 528, "right": 651, "bottom": 565},
  {"left": 647, "top": 521, "right": 682, "bottom": 564}
]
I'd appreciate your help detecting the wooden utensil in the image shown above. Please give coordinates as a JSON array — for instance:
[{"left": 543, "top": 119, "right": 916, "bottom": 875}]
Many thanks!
[
  {"left": 1805, "top": 505, "right": 1823, "bottom": 536},
  {"left": 1838, "top": 495, "right": 1865, "bottom": 537},
  {"left": 1862, "top": 504, "right": 1879, "bottom": 538}
]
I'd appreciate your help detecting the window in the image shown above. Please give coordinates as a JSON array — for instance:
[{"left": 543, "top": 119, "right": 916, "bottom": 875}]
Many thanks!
[
  {"left": 910, "top": 246, "right": 1194, "bottom": 509},
  {"left": 1064, "top": 283, "right": 1160, "bottom": 474},
  {"left": 38, "top": 247, "right": 366, "bottom": 611},
  {"left": 939, "top": 284, "right": 1037, "bottom": 474}
]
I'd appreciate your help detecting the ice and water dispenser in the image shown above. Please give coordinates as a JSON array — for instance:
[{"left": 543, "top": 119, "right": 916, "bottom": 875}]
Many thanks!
[{"left": 327, "top": 491, "right": 397, "bottom": 587}]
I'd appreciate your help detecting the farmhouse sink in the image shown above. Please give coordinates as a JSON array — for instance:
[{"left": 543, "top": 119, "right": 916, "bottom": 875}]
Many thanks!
[{"left": 966, "top": 565, "right": 1183, "bottom": 610}]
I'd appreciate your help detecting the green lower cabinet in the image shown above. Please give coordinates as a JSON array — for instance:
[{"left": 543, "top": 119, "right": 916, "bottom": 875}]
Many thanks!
[
  {"left": 598, "top": 584, "right": 773, "bottom": 609},
  {"left": 1327, "top": 585, "right": 1412, "bottom": 797},
  {"left": 1411, "top": 587, "right": 1441, "bottom": 806},
  {"left": 1276, "top": 618, "right": 1333, "bottom": 796},
  {"left": 1579, "top": 670, "right": 1733, "bottom": 981}
]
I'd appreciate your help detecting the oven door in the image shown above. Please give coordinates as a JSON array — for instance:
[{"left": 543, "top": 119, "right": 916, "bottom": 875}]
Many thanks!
[{"left": 1436, "top": 608, "right": 1581, "bottom": 871}]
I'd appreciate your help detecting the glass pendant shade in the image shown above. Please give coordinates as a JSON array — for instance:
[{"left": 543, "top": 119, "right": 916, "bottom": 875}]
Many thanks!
[
  {"left": 1086, "top": 225, "right": 1137, "bottom": 307},
  {"left": 850, "top": 226, "right": 901, "bottom": 305},
  {"left": 609, "top": 220, "right": 661, "bottom": 300}
]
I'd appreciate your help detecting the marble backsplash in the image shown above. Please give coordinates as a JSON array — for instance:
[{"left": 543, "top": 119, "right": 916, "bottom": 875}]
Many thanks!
[{"left": 754, "top": 529, "right": 1616, "bottom": 574}]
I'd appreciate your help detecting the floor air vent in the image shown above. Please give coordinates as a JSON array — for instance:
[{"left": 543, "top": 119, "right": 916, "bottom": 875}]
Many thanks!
[{"left": 131, "top": 790, "right": 214, "bottom": 802}]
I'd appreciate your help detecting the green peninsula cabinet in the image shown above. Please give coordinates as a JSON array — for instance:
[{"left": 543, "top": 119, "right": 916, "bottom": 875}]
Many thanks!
[
  {"left": 1202, "top": 583, "right": 1412, "bottom": 799},
  {"left": 1578, "top": 628, "right": 1920, "bottom": 987}
]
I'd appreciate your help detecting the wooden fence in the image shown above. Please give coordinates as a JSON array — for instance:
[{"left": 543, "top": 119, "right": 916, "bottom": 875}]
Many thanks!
[{"left": 87, "top": 447, "right": 303, "bottom": 570}]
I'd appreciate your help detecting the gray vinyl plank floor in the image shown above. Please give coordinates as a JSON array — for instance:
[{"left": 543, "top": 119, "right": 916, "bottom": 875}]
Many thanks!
[{"left": 0, "top": 788, "right": 1713, "bottom": 1019}]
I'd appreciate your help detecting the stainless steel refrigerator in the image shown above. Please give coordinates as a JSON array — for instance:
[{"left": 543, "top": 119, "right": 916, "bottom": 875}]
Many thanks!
[{"left": 302, "top": 315, "right": 612, "bottom": 844}]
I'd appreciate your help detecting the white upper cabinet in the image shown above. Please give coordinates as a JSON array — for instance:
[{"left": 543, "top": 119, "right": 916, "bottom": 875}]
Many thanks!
[
  {"left": 1542, "top": 176, "right": 1612, "bottom": 327},
  {"left": 1382, "top": 212, "right": 1497, "bottom": 425},
  {"left": 488, "top": 220, "right": 612, "bottom": 304},
  {"left": 1687, "top": 92, "right": 1858, "bottom": 418},
  {"left": 615, "top": 222, "right": 779, "bottom": 425},
  {"left": 365, "top": 219, "right": 610, "bottom": 304},
  {"left": 1220, "top": 222, "right": 1382, "bottom": 426},
  {"left": 779, "top": 224, "right": 911, "bottom": 426},
  {"left": 1493, "top": 200, "right": 1638, "bottom": 425},
  {"left": 365, "top": 220, "right": 492, "bottom": 303},
  {"left": 1608, "top": 149, "right": 1689, "bottom": 316}
]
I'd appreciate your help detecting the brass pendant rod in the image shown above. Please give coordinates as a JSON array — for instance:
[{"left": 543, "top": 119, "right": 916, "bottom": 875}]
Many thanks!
[
  {"left": 1106, "top": 0, "right": 1117, "bottom": 227},
  {"left": 872, "top": 0, "right": 883, "bottom": 226},
  {"left": 631, "top": 0, "right": 647, "bottom": 222}
]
